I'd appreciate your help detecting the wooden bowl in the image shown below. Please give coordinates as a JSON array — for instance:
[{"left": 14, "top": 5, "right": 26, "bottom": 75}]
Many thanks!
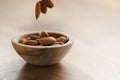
[{"left": 11, "top": 32, "right": 73, "bottom": 66}]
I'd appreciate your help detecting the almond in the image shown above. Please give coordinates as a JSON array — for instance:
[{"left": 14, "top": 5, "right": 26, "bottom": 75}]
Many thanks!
[
  {"left": 26, "top": 40, "right": 39, "bottom": 45},
  {"left": 52, "top": 42, "right": 64, "bottom": 46},
  {"left": 45, "top": 0, "right": 54, "bottom": 8},
  {"left": 19, "top": 38, "right": 27, "bottom": 44},
  {"left": 30, "top": 35, "right": 40, "bottom": 40},
  {"left": 26, "top": 37, "right": 31, "bottom": 40},
  {"left": 35, "top": 1, "right": 41, "bottom": 19},
  {"left": 39, "top": 31, "right": 49, "bottom": 38},
  {"left": 56, "top": 36, "right": 68, "bottom": 43},
  {"left": 52, "top": 44, "right": 60, "bottom": 46},
  {"left": 55, "top": 42, "right": 64, "bottom": 45},
  {"left": 39, "top": 37, "right": 56, "bottom": 45},
  {"left": 40, "top": 1, "right": 47, "bottom": 14}
]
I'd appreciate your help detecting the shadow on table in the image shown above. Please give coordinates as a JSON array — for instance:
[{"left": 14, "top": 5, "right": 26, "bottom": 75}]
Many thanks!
[{"left": 18, "top": 62, "right": 93, "bottom": 80}]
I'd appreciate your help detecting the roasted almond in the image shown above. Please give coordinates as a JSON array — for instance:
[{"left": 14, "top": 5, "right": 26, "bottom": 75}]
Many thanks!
[
  {"left": 19, "top": 38, "right": 27, "bottom": 44},
  {"left": 35, "top": 1, "right": 41, "bottom": 19},
  {"left": 39, "top": 31, "right": 49, "bottom": 38},
  {"left": 52, "top": 42, "right": 64, "bottom": 46},
  {"left": 56, "top": 36, "right": 68, "bottom": 43},
  {"left": 30, "top": 35, "right": 40, "bottom": 40},
  {"left": 39, "top": 37, "right": 56, "bottom": 45},
  {"left": 26, "top": 37, "right": 31, "bottom": 40},
  {"left": 55, "top": 42, "right": 64, "bottom": 45},
  {"left": 40, "top": 1, "right": 47, "bottom": 14},
  {"left": 45, "top": 0, "right": 54, "bottom": 8},
  {"left": 26, "top": 40, "right": 39, "bottom": 45}
]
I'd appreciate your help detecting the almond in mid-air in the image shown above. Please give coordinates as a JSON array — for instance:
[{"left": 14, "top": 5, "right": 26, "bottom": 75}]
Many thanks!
[
  {"left": 46, "top": 0, "right": 54, "bottom": 8},
  {"left": 35, "top": 1, "right": 41, "bottom": 19},
  {"left": 40, "top": 1, "right": 47, "bottom": 14}
]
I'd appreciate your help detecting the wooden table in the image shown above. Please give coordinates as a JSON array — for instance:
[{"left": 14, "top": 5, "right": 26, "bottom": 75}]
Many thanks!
[{"left": 0, "top": 0, "right": 120, "bottom": 80}]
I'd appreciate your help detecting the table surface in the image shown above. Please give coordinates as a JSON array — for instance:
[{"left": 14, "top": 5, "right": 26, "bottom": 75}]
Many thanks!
[{"left": 0, "top": 0, "right": 120, "bottom": 80}]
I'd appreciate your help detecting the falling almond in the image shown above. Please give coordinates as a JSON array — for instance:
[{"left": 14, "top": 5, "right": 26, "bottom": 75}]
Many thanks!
[
  {"left": 46, "top": 0, "right": 54, "bottom": 8},
  {"left": 35, "top": 1, "right": 41, "bottom": 19},
  {"left": 41, "top": 1, "right": 47, "bottom": 14}
]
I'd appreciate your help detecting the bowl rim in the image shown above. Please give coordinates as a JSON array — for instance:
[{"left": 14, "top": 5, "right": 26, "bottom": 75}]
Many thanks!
[{"left": 11, "top": 31, "right": 73, "bottom": 48}]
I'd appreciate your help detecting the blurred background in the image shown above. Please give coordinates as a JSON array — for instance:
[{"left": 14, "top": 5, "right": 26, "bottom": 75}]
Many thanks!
[{"left": 0, "top": 0, "right": 120, "bottom": 80}]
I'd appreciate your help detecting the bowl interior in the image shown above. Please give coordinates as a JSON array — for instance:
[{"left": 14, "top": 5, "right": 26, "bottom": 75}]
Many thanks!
[
  {"left": 12, "top": 32, "right": 73, "bottom": 48},
  {"left": 20, "top": 32, "right": 68, "bottom": 40}
]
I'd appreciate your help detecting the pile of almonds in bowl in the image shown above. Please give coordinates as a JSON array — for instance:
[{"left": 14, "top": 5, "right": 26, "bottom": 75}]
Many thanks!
[{"left": 19, "top": 31, "right": 69, "bottom": 46}]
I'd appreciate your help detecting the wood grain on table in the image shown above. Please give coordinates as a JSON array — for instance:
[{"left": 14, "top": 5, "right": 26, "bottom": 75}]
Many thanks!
[{"left": 0, "top": 0, "right": 120, "bottom": 80}]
